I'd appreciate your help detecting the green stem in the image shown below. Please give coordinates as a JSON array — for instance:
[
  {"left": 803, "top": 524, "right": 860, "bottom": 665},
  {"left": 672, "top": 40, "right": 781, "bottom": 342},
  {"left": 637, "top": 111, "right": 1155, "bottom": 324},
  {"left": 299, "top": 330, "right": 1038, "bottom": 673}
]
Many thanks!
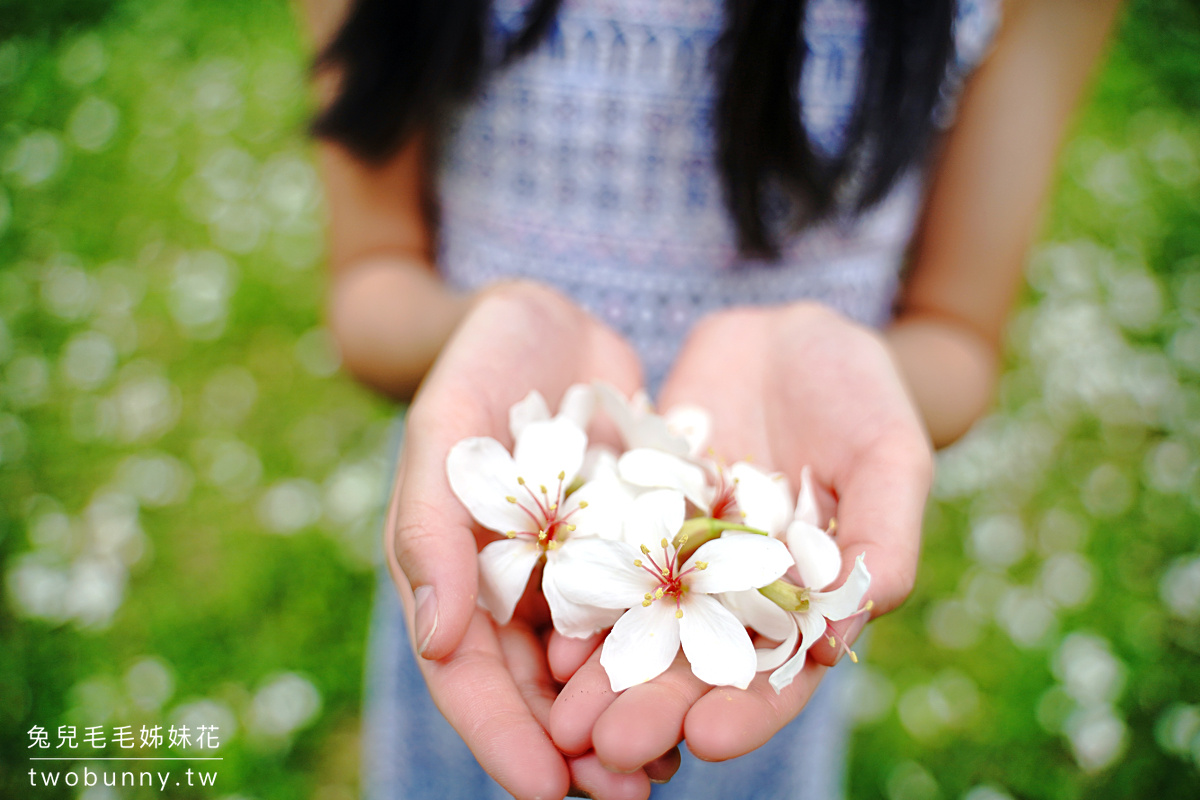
[{"left": 673, "top": 517, "right": 771, "bottom": 560}]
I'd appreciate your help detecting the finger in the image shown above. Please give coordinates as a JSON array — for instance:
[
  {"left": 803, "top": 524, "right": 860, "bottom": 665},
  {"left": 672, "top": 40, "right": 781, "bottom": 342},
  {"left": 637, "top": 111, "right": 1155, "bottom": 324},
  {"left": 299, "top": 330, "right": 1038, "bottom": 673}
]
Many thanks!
[
  {"left": 811, "top": 429, "right": 931, "bottom": 667},
  {"left": 644, "top": 746, "right": 682, "bottom": 784},
  {"left": 503, "top": 606, "right": 654, "bottom": 800},
  {"left": 548, "top": 630, "right": 603, "bottom": 683},
  {"left": 568, "top": 753, "right": 651, "bottom": 800},
  {"left": 591, "top": 656, "right": 709, "bottom": 773},
  {"left": 683, "top": 661, "right": 826, "bottom": 762},
  {"left": 387, "top": 428, "right": 484, "bottom": 660},
  {"left": 421, "top": 611, "right": 570, "bottom": 800},
  {"left": 550, "top": 646, "right": 618, "bottom": 756}
]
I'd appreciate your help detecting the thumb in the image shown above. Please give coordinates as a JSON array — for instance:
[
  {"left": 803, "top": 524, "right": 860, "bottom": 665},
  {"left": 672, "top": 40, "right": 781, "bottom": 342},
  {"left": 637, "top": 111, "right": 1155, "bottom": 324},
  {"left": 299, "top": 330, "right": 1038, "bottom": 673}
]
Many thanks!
[{"left": 386, "top": 426, "right": 483, "bottom": 661}]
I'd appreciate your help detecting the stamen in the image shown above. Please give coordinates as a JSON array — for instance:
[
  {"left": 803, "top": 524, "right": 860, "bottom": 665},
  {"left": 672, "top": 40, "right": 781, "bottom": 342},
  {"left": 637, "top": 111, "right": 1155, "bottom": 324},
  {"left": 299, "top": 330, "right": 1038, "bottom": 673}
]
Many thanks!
[
  {"left": 640, "top": 544, "right": 651, "bottom": 555},
  {"left": 695, "top": 561, "right": 708, "bottom": 570},
  {"left": 549, "top": 503, "right": 558, "bottom": 511},
  {"left": 675, "top": 609, "right": 683, "bottom": 619},
  {"left": 506, "top": 496, "right": 517, "bottom": 504},
  {"left": 557, "top": 471, "right": 565, "bottom": 480},
  {"left": 505, "top": 531, "right": 516, "bottom": 539},
  {"left": 517, "top": 476, "right": 525, "bottom": 485},
  {"left": 566, "top": 524, "right": 576, "bottom": 532},
  {"left": 827, "top": 518, "right": 838, "bottom": 535},
  {"left": 642, "top": 599, "right": 652, "bottom": 607},
  {"left": 660, "top": 538, "right": 669, "bottom": 549},
  {"left": 654, "top": 588, "right": 664, "bottom": 599},
  {"left": 578, "top": 501, "right": 589, "bottom": 509},
  {"left": 537, "top": 530, "right": 547, "bottom": 541},
  {"left": 644, "top": 593, "right": 653, "bottom": 601},
  {"left": 540, "top": 485, "right": 548, "bottom": 495},
  {"left": 634, "top": 559, "right": 643, "bottom": 567}
]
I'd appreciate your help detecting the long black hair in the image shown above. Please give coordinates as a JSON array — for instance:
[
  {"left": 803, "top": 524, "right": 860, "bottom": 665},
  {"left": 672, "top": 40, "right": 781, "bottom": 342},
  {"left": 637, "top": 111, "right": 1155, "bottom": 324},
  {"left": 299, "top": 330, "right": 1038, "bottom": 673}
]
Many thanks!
[{"left": 313, "top": 0, "right": 956, "bottom": 258}]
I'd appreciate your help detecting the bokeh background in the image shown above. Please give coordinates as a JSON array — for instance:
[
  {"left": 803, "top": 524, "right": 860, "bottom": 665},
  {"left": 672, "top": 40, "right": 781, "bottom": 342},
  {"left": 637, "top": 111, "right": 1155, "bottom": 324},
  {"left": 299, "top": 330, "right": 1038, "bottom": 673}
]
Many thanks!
[{"left": 1, "top": 1, "right": 1197, "bottom": 798}]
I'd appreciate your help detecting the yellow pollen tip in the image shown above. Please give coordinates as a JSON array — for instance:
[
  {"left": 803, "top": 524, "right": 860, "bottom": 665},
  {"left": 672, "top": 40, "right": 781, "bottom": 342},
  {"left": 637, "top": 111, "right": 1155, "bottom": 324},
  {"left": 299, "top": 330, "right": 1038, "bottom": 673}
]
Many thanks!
[
  {"left": 537, "top": 531, "right": 547, "bottom": 541},
  {"left": 567, "top": 524, "right": 576, "bottom": 531},
  {"left": 661, "top": 568, "right": 670, "bottom": 577},
  {"left": 549, "top": 503, "right": 558, "bottom": 511},
  {"left": 828, "top": 518, "right": 838, "bottom": 535},
  {"left": 505, "top": 531, "right": 516, "bottom": 539},
  {"left": 642, "top": 600, "right": 652, "bottom": 607},
  {"left": 644, "top": 593, "right": 653, "bottom": 601},
  {"left": 540, "top": 485, "right": 548, "bottom": 494},
  {"left": 558, "top": 471, "right": 565, "bottom": 480},
  {"left": 505, "top": 496, "right": 517, "bottom": 503},
  {"left": 678, "top": 533, "right": 689, "bottom": 545},
  {"left": 849, "top": 651, "right": 858, "bottom": 664},
  {"left": 660, "top": 538, "right": 669, "bottom": 549},
  {"left": 517, "top": 476, "right": 525, "bottom": 485},
  {"left": 675, "top": 609, "right": 683, "bottom": 619},
  {"left": 578, "top": 501, "right": 588, "bottom": 509},
  {"left": 640, "top": 544, "right": 650, "bottom": 555},
  {"left": 740, "top": 511, "right": 747, "bottom": 518},
  {"left": 827, "top": 635, "right": 837, "bottom": 648},
  {"left": 696, "top": 561, "right": 708, "bottom": 570},
  {"left": 864, "top": 600, "right": 874, "bottom": 611},
  {"left": 654, "top": 588, "right": 664, "bottom": 599},
  {"left": 548, "top": 540, "right": 561, "bottom": 550},
  {"left": 634, "top": 559, "right": 643, "bottom": 567}
]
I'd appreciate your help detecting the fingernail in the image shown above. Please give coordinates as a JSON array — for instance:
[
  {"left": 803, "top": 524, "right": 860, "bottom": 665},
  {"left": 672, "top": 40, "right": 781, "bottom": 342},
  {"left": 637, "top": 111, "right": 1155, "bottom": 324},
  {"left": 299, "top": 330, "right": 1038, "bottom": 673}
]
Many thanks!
[{"left": 414, "top": 585, "right": 438, "bottom": 657}]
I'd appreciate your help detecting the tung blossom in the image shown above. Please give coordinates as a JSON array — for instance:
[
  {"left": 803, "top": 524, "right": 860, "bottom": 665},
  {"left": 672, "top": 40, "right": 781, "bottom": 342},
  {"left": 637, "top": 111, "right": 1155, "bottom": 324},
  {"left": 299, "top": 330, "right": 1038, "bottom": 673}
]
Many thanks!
[
  {"left": 555, "top": 490, "right": 795, "bottom": 691},
  {"left": 446, "top": 388, "right": 626, "bottom": 638},
  {"left": 594, "top": 382, "right": 710, "bottom": 458},
  {"left": 722, "top": 468, "right": 872, "bottom": 692}
]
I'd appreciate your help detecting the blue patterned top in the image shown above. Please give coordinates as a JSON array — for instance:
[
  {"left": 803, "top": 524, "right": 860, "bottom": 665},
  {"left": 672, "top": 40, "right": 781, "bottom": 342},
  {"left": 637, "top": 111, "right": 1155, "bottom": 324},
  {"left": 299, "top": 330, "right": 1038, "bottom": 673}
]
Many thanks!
[{"left": 436, "top": 0, "right": 1000, "bottom": 390}]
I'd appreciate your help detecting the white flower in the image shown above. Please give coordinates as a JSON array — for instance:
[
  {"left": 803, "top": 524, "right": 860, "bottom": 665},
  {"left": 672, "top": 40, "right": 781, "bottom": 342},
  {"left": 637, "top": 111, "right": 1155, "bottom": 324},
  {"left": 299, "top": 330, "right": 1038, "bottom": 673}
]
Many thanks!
[
  {"left": 446, "top": 389, "right": 626, "bottom": 636},
  {"left": 722, "top": 468, "right": 871, "bottom": 692},
  {"left": 618, "top": 450, "right": 790, "bottom": 530},
  {"left": 555, "top": 490, "right": 795, "bottom": 691},
  {"left": 594, "top": 382, "right": 710, "bottom": 458}
]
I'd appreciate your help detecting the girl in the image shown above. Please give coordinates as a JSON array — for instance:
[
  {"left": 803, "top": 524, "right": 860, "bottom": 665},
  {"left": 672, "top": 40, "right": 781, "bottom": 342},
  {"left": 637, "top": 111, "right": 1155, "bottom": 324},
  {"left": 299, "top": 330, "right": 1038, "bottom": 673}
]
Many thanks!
[{"left": 301, "top": 1, "right": 1122, "bottom": 798}]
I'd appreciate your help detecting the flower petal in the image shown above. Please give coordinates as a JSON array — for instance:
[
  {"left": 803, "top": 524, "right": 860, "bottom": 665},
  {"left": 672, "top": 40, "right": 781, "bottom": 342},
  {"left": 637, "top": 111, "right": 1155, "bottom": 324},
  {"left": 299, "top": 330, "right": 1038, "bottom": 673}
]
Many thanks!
[
  {"left": 720, "top": 588, "right": 796, "bottom": 642},
  {"left": 755, "top": 620, "right": 800, "bottom": 672},
  {"left": 557, "top": 383, "right": 596, "bottom": 431},
  {"left": 664, "top": 404, "right": 711, "bottom": 458},
  {"left": 543, "top": 556, "right": 624, "bottom": 638},
  {"left": 600, "top": 601, "right": 681, "bottom": 692},
  {"left": 509, "top": 390, "right": 551, "bottom": 440},
  {"left": 685, "top": 533, "right": 793, "bottom": 595},
  {"left": 794, "top": 465, "right": 820, "bottom": 527},
  {"left": 810, "top": 554, "right": 871, "bottom": 621},
  {"left": 622, "top": 489, "right": 685, "bottom": 550},
  {"left": 787, "top": 520, "right": 842, "bottom": 590},
  {"left": 767, "top": 609, "right": 826, "bottom": 692},
  {"left": 513, "top": 417, "right": 587, "bottom": 487},
  {"left": 618, "top": 449, "right": 710, "bottom": 509},
  {"left": 446, "top": 437, "right": 530, "bottom": 533},
  {"left": 552, "top": 537, "right": 655, "bottom": 609},
  {"left": 678, "top": 593, "right": 757, "bottom": 689},
  {"left": 731, "top": 462, "right": 792, "bottom": 535},
  {"left": 477, "top": 538, "right": 542, "bottom": 625}
]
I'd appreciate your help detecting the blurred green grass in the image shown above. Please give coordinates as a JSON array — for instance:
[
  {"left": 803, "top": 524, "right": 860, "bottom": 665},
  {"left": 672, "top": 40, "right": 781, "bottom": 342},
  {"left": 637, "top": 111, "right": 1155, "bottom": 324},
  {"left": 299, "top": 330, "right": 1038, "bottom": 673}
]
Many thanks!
[{"left": 0, "top": 1, "right": 1198, "bottom": 799}]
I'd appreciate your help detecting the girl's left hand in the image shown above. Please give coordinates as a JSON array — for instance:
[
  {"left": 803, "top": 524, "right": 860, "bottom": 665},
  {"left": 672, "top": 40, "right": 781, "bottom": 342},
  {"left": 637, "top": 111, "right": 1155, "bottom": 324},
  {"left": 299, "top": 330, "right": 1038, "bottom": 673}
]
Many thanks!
[{"left": 549, "top": 302, "right": 934, "bottom": 771}]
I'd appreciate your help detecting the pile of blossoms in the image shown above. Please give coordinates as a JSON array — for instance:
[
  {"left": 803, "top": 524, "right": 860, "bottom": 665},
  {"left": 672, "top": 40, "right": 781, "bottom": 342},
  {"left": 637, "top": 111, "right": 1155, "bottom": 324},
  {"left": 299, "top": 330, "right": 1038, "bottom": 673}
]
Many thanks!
[{"left": 445, "top": 383, "right": 872, "bottom": 693}]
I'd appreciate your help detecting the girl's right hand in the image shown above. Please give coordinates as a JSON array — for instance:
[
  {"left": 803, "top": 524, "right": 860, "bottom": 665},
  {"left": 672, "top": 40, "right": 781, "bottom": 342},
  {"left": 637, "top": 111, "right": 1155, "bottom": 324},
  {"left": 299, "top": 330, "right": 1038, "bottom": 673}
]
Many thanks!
[{"left": 385, "top": 280, "right": 658, "bottom": 800}]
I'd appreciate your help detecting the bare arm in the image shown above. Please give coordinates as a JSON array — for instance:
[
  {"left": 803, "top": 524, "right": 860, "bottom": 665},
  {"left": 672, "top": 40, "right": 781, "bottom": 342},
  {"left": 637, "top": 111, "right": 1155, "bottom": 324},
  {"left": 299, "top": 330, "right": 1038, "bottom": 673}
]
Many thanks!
[
  {"left": 300, "top": 0, "right": 472, "bottom": 401},
  {"left": 889, "top": 0, "right": 1124, "bottom": 447}
]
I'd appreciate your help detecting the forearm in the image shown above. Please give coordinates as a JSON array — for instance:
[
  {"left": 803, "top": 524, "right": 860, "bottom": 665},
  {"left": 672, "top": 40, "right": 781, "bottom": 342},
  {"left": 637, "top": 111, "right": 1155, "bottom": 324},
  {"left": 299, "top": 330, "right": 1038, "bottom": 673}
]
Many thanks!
[
  {"left": 329, "top": 256, "right": 472, "bottom": 401},
  {"left": 885, "top": 312, "right": 999, "bottom": 449}
]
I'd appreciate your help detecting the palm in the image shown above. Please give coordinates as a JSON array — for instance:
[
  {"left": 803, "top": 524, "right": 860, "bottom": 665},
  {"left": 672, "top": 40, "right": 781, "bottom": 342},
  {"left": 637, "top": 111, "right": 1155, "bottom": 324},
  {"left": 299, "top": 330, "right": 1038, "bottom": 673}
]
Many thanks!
[
  {"left": 387, "top": 282, "right": 652, "bottom": 799},
  {"left": 549, "top": 303, "right": 933, "bottom": 769}
]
